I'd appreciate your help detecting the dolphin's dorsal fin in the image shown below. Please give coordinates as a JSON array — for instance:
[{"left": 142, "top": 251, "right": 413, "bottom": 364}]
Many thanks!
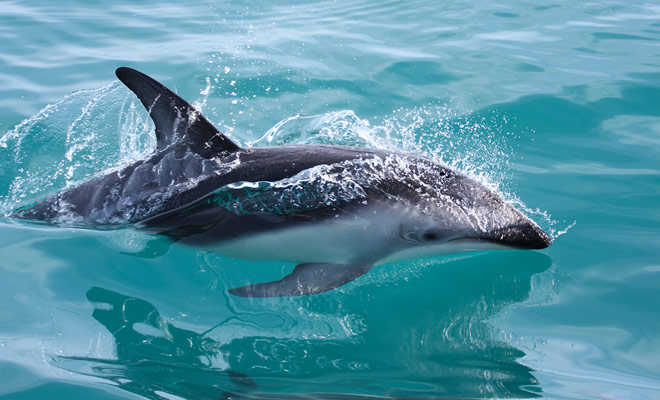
[{"left": 116, "top": 67, "right": 240, "bottom": 156}]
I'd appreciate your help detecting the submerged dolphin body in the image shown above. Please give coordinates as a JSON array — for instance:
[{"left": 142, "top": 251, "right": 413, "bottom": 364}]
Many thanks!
[{"left": 13, "top": 67, "right": 552, "bottom": 297}]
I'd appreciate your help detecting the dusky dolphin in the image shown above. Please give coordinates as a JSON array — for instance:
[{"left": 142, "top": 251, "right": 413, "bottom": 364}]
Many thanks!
[{"left": 12, "top": 67, "right": 552, "bottom": 297}]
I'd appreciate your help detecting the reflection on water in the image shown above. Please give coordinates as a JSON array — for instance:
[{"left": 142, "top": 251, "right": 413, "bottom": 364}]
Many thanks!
[
  {"left": 56, "top": 286, "right": 258, "bottom": 400},
  {"left": 55, "top": 251, "right": 551, "bottom": 399}
]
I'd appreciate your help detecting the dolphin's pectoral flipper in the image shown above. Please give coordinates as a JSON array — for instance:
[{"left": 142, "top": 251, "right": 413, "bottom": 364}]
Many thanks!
[
  {"left": 115, "top": 67, "right": 240, "bottom": 157},
  {"left": 228, "top": 263, "right": 373, "bottom": 298}
]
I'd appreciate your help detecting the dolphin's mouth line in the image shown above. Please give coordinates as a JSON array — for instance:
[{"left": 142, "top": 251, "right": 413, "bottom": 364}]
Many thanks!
[
  {"left": 447, "top": 237, "right": 501, "bottom": 245},
  {"left": 447, "top": 237, "right": 475, "bottom": 243},
  {"left": 448, "top": 233, "right": 552, "bottom": 250}
]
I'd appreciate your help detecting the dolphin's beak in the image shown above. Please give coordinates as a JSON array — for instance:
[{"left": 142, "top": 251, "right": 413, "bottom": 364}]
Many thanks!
[{"left": 484, "top": 220, "right": 552, "bottom": 249}]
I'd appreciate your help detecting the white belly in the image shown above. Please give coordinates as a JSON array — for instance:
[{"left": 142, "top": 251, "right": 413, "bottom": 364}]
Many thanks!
[{"left": 212, "top": 210, "right": 398, "bottom": 264}]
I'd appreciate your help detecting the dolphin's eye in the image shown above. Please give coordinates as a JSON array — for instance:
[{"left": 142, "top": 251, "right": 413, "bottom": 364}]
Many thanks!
[{"left": 423, "top": 232, "right": 438, "bottom": 241}]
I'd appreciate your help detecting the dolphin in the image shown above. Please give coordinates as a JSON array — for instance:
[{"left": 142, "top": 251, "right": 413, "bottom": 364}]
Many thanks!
[{"left": 12, "top": 67, "right": 552, "bottom": 297}]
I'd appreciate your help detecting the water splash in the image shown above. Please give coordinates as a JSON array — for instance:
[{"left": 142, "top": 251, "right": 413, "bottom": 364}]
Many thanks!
[
  {"left": 0, "top": 82, "right": 155, "bottom": 216},
  {"left": 248, "top": 104, "right": 513, "bottom": 189}
]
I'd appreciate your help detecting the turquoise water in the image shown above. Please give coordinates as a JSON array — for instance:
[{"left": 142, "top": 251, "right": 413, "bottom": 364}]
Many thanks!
[{"left": 1, "top": 0, "right": 659, "bottom": 398}]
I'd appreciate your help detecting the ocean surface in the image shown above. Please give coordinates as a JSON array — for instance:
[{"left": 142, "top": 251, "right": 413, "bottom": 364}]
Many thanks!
[{"left": 1, "top": 1, "right": 659, "bottom": 398}]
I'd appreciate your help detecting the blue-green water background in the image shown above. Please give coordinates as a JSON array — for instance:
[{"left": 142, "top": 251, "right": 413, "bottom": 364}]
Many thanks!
[{"left": 1, "top": 1, "right": 659, "bottom": 398}]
